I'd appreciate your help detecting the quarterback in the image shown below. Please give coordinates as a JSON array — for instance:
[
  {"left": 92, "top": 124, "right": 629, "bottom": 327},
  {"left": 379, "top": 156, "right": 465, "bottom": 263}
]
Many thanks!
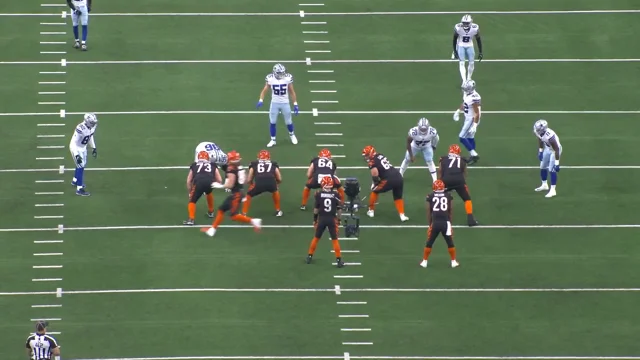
[
  {"left": 453, "top": 80, "right": 481, "bottom": 164},
  {"left": 452, "top": 14, "right": 483, "bottom": 83},
  {"left": 69, "top": 113, "right": 98, "bottom": 196},
  {"left": 533, "top": 119, "right": 562, "bottom": 198},
  {"left": 257, "top": 63, "right": 299, "bottom": 148},
  {"left": 399, "top": 118, "right": 439, "bottom": 182}
]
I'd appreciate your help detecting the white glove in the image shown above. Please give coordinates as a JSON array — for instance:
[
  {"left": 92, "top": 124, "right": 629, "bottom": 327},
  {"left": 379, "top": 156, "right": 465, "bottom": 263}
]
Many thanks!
[
  {"left": 211, "top": 182, "right": 224, "bottom": 189},
  {"left": 453, "top": 110, "right": 460, "bottom": 122},
  {"left": 468, "top": 122, "right": 478, "bottom": 135}
]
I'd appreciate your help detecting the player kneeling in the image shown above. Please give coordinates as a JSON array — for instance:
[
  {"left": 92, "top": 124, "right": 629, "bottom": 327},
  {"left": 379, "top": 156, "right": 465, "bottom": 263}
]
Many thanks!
[
  {"left": 306, "top": 176, "right": 345, "bottom": 268},
  {"left": 439, "top": 144, "right": 478, "bottom": 226},
  {"left": 301, "top": 148, "right": 345, "bottom": 210},
  {"left": 183, "top": 151, "right": 223, "bottom": 225},
  {"left": 201, "top": 151, "right": 262, "bottom": 237},
  {"left": 242, "top": 150, "right": 283, "bottom": 216},
  {"left": 420, "top": 180, "right": 460, "bottom": 268},
  {"left": 362, "top": 145, "right": 408, "bottom": 222}
]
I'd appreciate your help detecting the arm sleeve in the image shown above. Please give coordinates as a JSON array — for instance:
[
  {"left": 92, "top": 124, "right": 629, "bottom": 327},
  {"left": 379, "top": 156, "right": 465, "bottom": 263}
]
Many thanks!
[
  {"left": 452, "top": 33, "right": 458, "bottom": 51},
  {"left": 476, "top": 35, "right": 483, "bottom": 53},
  {"left": 432, "top": 134, "right": 440, "bottom": 148}
]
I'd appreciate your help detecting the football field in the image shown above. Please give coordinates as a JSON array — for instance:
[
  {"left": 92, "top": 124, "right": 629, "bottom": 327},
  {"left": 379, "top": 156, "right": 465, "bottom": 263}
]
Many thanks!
[{"left": 2, "top": 0, "right": 640, "bottom": 359}]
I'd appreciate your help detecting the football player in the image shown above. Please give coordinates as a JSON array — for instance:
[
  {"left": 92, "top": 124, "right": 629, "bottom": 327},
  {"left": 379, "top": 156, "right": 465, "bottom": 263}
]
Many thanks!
[
  {"left": 243, "top": 150, "right": 283, "bottom": 216},
  {"left": 439, "top": 144, "right": 478, "bottom": 226},
  {"left": 69, "top": 113, "right": 98, "bottom": 196},
  {"left": 399, "top": 117, "right": 439, "bottom": 182},
  {"left": 306, "top": 176, "right": 345, "bottom": 268},
  {"left": 421, "top": 180, "right": 460, "bottom": 268},
  {"left": 301, "top": 149, "right": 345, "bottom": 210},
  {"left": 66, "top": 0, "right": 91, "bottom": 51},
  {"left": 533, "top": 119, "right": 562, "bottom": 198},
  {"left": 453, "top": 80, "right": 481, "bottom": 164},
  {"left": 194, "top": 142, "right": 228, "bottom": 166},
  {"left": 452, "top": 14, "right": 483, "bottom": 83},
  {"left": 202, "top": 151, "right": 262, "bottom": 237},
  {"left": 183, "top": 151, "right": 223, "bottom": 225},
  {"left": 256, "top": 63, "right": 299, "bottom": 148},
  {"left": 362, "top": 145, "right": 408, "bottom": 222}
]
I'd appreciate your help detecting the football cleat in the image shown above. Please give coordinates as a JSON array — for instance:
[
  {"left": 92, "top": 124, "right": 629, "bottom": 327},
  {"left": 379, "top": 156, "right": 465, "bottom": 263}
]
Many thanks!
[
  {"left": 201, "top": 227, "right": 216, "bottom": 237},
  {"left": 289, "top": 134, "right": 298, "bottom": 145},
  {"left": 419, "top": 260, "right": 428, "bottom": 268},
  {"left": 71, "top": 180, "right": 77, "bottom": 187},
  {"left": 267, "top": 139, "right": 276, "bottom": 148},
  {"left": 206, "top": 212, "right": 214, "bottom": 218},
  {"left": 467, "top": 214, "right": 479, "bottom": 227},
  {"left": 451, "top": 260, "right": 460, "bottom": 268},
  {"left": 275, "top": 210, "right": 283, "bottom": 217},
  {"left": 400, "top": 214, "right": 409, "bottom": 222},
  {"left": 73, "top": 41, "right": 80, "bottom": 49},
  {"left": 75, "top": 188, "right": 90, "bottom": 196},
  {"left": 305, "top": 255, "right": 313, "bottom": 264},
  {"left": 183, "top": 219, "right": 195, "bottom": 225},
  {"left": 300, "top": 205, "right": 306, "bottom": 211},
  {"left": 336, "top": 258, "right": 345, "bottom": 268},
  {"left": 366, "top": 210, "right": 375, "bottom": 218},
  {"left": 535, "top": 183, "right": 549, "bottom": 192},
  {"left": 251, "top": 218, "right": 262, "bottom": 232},
  {"left": 467, "top": 155, "right": 480, "bottom": 165},
  {"left": 81, "top": 44, "right": 87, "bottom": 51},
  {"left": 545, "top": 188, "right": 557, "bottom": 198}
]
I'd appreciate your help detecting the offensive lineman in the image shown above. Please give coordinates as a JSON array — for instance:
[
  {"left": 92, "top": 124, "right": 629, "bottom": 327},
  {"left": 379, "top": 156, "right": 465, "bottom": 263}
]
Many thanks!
[
  {"left": 399, "top": 117, "right": 439, "bottom": 182},
  {"left": 256, "top": 63, "right": 299, "bottom": 148},
  {"left": 453, "top": 80, "right": 481, "bottom": 164},
  {"left": 439, "top": 144, "right": 478, "bottom": 226},
  {"left": 243, "top": 150, "right": 283, "bottom": 216},
  {"left": 452, "top": 14, "right": 483, "bottom": 83},
  {"left": 421, "top": 180, "right": 460, "bottom": 268},
  {"left": 183, "top": 151, "right": 223, "bottom": 225},
  {"left": 194, "top": 141, "right": 228, "bottom": 166},
  {"left": 301, "top": 149, "right": 345, "bottom": 209},
  {"left": 66, "top": 0, "right": 92, "bottom": 51},
  {"left": 533, "top": 119, "right": 562, "bottom": 198},
  {"left": 69, "top": 113, "right": 98, "bottom": 196},
  {"left": 362, "top": 145, "right": 409, "bottom": 222},
  {"left": 306, "top": 176, "right": 345, "bottom": 268}
]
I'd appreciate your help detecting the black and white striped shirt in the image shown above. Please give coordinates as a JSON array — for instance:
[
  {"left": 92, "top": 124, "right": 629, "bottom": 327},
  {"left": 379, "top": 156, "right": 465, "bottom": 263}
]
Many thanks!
[{"left": 26, "top": 333, "right": 58, "bottom": 360}]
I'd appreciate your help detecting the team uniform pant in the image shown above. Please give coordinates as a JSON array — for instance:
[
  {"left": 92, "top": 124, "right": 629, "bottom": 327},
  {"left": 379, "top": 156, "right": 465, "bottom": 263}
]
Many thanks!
[
  {"left": 426, "top": 220, "right": 454, "bottom": 248},
  {"left": 404, "top": 144, "right": 434, "bottom": 163},
  {"left": 269, "top": 102, "right": 293, "bottom": 125},
  {"left": 71, "top": 5, "right": 89, "bottom": 26}
]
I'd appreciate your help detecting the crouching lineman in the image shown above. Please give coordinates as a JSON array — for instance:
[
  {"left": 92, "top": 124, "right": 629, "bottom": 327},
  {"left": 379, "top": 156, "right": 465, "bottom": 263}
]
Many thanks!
[
  {"left": 195, "top": 141, "right": 228, "bottom": 166},
  {"left": 201, "top": 151, "right": 262, "bottom": 236},
  {"left": 533, "top": 119, "right": 562, "bottom": 198},
  {"left": 362, "top": 145, "right": 408, "bottom": 222},
  {"left": 183, "top": 151, "right": 222, "bottom": 225},
  {"left": 399, "top": 117, "right": 439, "bottom": 182},
  {"left": 439, "top": 144, "right": 478, "bottom": 226},
  {"left": 301, "top": 148, "right": 345, "bottom": 210},
  {"left": 242, "top": 150, "right": 283, "bottom": 216},
  {"left": 306, "top": 176, "right": 345, "bottom": 268},
  {"left": 421, "top": 180, "right": 460, "bottom": 268}
]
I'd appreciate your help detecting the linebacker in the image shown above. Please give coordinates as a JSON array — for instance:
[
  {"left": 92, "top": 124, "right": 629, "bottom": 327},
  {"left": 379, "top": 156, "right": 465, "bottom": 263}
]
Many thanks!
[
  {"left": 453, "top": 80, "right": 481, "bottom": 164},
  {"left": 183, "top": 151, "right": 222, "bottom": 225},
  {"left": 257, "top": 63, "right": 299, "bottom": 148},
  {"left": 201, "top": 151, "right": 262, "bottom": 237},
  {"left": 438, "top": 144, "right": 478, "bottom": 226},
  {"left": 399, "top": 117, "right": 439, "bottom": 182},
  {"left": 452, "top": 14, "right": 483, "bottom": 83},
  {"left": 69, "top": 113, "right": 98, "bottom": 196},
  {"left": 67, "top": 0, "right": 91, "bottom": 51},
  {"left": 306, "top": 176, "right": 345, "bottom": 268},
  {"left": 301, "top": 149, "right": 345, "bottom": 210},
  {"left": 362, "top": 145, "right": 409, "bottom": 222},
  {"left": 420, "top": 180, "right": 460, "bottom": 269},
  {"left": 243, "top": 150, "right": 283, "bottom": 216},
  {"left": 533, "top": 119, "right": 562, "bottom": 198}
]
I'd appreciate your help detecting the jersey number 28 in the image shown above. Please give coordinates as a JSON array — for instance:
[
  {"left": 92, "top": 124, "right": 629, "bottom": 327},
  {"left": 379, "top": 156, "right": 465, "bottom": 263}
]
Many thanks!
[
  {"left": 272, "top": 84, "right": 287, "bottom": 96},
  {"left": 432, "top": 196, "right": 448, "bottom": 211}
]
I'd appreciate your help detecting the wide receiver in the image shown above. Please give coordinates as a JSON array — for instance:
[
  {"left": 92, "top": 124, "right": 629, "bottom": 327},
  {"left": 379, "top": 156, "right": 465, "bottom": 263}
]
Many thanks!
[
  {"left": 453, "top": 80, "right": 481, "bottom": 164},
  {"left": 257, "top": 63, "right": 299, "bottom": 148},
  {"left": 194, "top": 142, "right": 228, "bottom": 166},
  {"left": 305, "top": 176, "right": 345, "bottom": 268},
  {"left": 533, "top": 119, "right": 562, "bottom": 198},
  {"left": 362, "top": 145, "right": 408, "bottom": 222},
  {"left": 438, "top": 144, "right": 478, "bottom": 226},
  {"left": 301, "top": 149, "right": 345, "bottom": 210},
  {"left": 421, "top": 180, "right": 460, "bottom": 268},
  {"left": 399, "top": 117, "right": 439, "bottom": 182},
  {"left": 69, "top": 113, "right": 98, "bottom": 196},
  {"left": 452, "top": 14, "right": 483, "bottom": 83},
  {"left": 243, "top": 150, "right": 283, "bottom": 216}
]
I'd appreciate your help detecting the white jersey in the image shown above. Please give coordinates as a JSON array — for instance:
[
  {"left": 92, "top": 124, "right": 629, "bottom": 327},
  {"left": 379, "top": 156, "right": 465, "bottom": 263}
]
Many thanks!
[
  {"left": 71, "top": 0, "right": 87, "bottom": 6},
  {"left": 536, "top": 128, "right": 562, "bottom": 150},
  {"left": 70, "top": 121, "right": 96, "bottom": 149},
  {"left": 462, "top": 91, "right": 481, "bottom": 121},
  {"left": 408, "top": 126, "right": 439, "bottom": 149},
  {"left": 454, "top": 23, "right": 479, "bottom": 48},
  {"left": 195, "top": 142, "right": 224, "bottom": 163},
  {"left": 266, "top": 73, "right": 293, "bottom": 104}
]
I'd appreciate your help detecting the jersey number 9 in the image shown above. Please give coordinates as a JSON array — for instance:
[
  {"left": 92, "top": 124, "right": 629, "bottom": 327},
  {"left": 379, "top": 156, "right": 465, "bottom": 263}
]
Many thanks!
[
  {"left": 324, "top": 198, "right": 333, "bottom": 212},
  {"left": 81, "top": 135, "right": 92, "bottom": 145},
  {"left": 272, "top": 84, "right": 287, "bottom": 96}
]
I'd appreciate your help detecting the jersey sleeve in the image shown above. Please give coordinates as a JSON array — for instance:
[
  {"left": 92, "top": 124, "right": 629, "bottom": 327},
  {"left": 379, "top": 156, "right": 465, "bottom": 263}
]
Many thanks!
[
  {"left": 25, "top": 337, "right": 32, "bottom": 348},
  {"left": 408, "top": 127, "right": 416, "bottom": 138},
  {"left": 273, "top": 161, "right": 280, "bottom": 169},
  {"left": 47, "top": 336, "right": 59, "bottom": 348},
  {"left": 264, "top": 75, "right": 270, "bottom": 83},
  {"left": 287, "top": 74, "right": 293, "bottom": 84},
  {"left": 453, "top": 24, "right": 459, "bottom": 32}
]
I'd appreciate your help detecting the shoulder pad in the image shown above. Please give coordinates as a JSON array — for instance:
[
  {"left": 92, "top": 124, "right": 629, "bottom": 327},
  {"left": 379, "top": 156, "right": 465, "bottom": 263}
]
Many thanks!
[
  {"left": 265, "top": 74, "right": 273, "bottom": 82},
  {"left": 454, "top": 23, "right": 461, "bottom": 30},
  {"left": 286, "top": 73, "right": 293, "bottom": 82},
  {"left": 472, "top": 24, "right": 479, "bottom": 29},
  {"left": 75, "top": 128, "right": 83, "bottom": 134},
  {"left": 429, "top": 127, "right": 438, "bottom": 135},
  {"left": 273, "top": 161, "right": 279, "bottom": 168},
  {"left": 310, "top": 157, "right": 318, "bottom": 164},
  {"left": 408, "top": 127, "right": 418, "bottom": 136}
]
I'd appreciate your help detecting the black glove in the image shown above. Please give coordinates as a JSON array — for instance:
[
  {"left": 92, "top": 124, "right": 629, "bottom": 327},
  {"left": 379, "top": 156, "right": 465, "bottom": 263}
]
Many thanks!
[
  {"left": 478, "top": 53, "right": 483, "bottom": 61},
  {"left": 75, "top": 155, "right": 83, "bottom": 165},
  {"left": 92, "top": 148, "right": 98, "bottom": 158}
]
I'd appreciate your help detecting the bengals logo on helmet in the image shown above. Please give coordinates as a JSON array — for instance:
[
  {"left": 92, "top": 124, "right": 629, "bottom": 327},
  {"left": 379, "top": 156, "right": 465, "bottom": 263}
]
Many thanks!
[
  {"left": 258, "top": 150, "right": 270, "bottom": 161},
  {"left": 320, "top": 175, "right": 334, "bottom": 190},
  {"left": 433, "top": 179, "right": 446, "bottom": 192},
  {"left": 448, "top": 144, "right": 461, "bottom": 156},
  {"left": 227, "top": 151, "right": 242, "bottom": 164},
  {"left": 362, "top": 145, "right": 376, "bottom": 160},
  {"left": 197, "top": 151, "right": 210, "bottom": 161},
  {"left": 318, "top": 148, "right": 332, "bottom": 159}
]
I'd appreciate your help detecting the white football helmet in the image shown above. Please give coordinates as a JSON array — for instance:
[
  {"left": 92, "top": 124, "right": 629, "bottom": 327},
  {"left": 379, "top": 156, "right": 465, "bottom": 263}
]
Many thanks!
[
  {"left": 417, "top": 117, "right": 430, "bottom": 134},
  {"left": 273, "top": 63, "right": 286, "bottom": 79},
  {"left": 83, "top": 113, "right": 98, "bottom": 128},
  {"left": 533, "top": 119, "right": 548, "bottom": 135},
  {"left": 462, "top": 80, "right": 476, "bottom": 94},
  {"left": 461, "top": 14, "right": 473, "bottom": 30}
]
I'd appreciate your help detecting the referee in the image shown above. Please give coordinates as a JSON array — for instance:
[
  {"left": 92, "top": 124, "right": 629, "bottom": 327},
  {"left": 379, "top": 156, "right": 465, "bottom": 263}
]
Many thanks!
[{"left": 25, "top": 321, "right": 60, "bottom": 360}]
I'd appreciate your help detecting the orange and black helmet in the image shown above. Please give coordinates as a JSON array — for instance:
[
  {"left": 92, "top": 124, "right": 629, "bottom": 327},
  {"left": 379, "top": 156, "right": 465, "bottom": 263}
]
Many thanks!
[
  {"left": 258, "top": 150, "right": 270, "bottom": 160},
  {"left": 433, "top": 179, "right": 446, "bottom": 192},
  {"left": 362, "top": 145, "right": 376, "bottom": 160},
  {"left": 227, "top": 151, "right": 242, "bottom": 164},
  {"left": 318, "top": 148, "right": 332, "bottom": 159},
  {"left": 197, "top": 151, "right": 210, "bottom": 161},
  {"left": 449, "top": 144, "right": 461, "bottom": 156},
  {"left": 320, "top": 175, "right": 334, "bottom": 190}
]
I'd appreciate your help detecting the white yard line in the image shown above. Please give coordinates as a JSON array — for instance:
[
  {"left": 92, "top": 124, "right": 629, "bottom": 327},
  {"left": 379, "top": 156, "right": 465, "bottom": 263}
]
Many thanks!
[{"left": 28, "top": 356, "right": 640, "bottom": 360}]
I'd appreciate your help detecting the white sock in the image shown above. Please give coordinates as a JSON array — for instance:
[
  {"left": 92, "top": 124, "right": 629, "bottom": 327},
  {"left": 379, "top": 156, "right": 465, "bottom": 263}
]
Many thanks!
[
  {"left": 467, "top": 61, "right": 475, "bottom": 80},
  {"left": 270, "top": 136, "right": 276, "bottom": 140},
  {"left": 427, "top": 161, "right": 437, "bottom": 182},
  {"left": 542, "top": 180, "right": 548, "bottom": 185},
  {"left": 550, "top": 185, "right": 556, "bottom": 190},
  {"left": 470, "top": 149, "right": 478, "bottom": 157},
  {"left": 400, "top": 159, "right": 409, "bottom": 174},
  {"left": 459, "top": 61, "right": 466, "bottom": 81}
]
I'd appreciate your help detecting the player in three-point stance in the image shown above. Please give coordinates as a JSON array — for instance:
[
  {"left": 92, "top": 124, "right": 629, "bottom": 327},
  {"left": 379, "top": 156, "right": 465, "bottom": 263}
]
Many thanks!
[
  {"left": 362, "top": 145, "right": 409, "bottom": 222},
  {"left": 66, "top": 0, "right": 91, "bottom": 51},
  {"left": 533, "top": 119, "right": 562, "bottom": 198},
  {"left": 399, "top": 117, "right": 439, "bottom": 182},
  {"left": 453, "top": 80, "right": 481, "bottom": 164},
  {"left": 420, "top": 180, "right": 460, "bottom": 269},
  {"left": 183, "top": 151, "right": 223, "bottom": 225},
  {"left": 439, "top": 144, "right": 478, "bottom": 226},
  {"left": 69, "top": 113, "right": 98, "bottom": 196},
  {"left": 194, "top": 141, "right": 228, "bottom": 166},
  {"left": 306, "top": 176, "right": 345, "bottom": 268},
  {"left": 243, "top": 150, "right": 283, "bottom": 217},
  {"left": 452, "top": 14, "right": 483, "bottom": 83},
  {"left": 301, "top": 148, "right": 345, "bottom": 210},
  {"left": 201, "top": 151, "right": 262, "bottom": 237},
  {"left": 257, "top": 63, "right": 299, "bottom": 148}
]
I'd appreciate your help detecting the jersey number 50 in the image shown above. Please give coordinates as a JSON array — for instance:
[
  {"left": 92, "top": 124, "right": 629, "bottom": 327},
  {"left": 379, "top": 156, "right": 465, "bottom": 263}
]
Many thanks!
[{"left": 272, "top": 84, "right": 287, "bottom": 96}]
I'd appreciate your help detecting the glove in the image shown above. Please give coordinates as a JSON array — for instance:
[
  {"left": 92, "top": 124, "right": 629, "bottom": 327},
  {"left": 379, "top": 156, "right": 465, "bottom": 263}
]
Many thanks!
[
  {"left": 468, "top": 122, "right": 478, "bottom": 135},
  {"left": 88, "top": 6, "right": 91, "bottom": 12},
  {"left": 453, "top": 110, "right": 460, "bottom": 122},
  {"left": 256, "top": 99, "right": 263, "bottom": 109},
  {"left": 211, "top": 182, "right": 224, "bottom": 189},
  {"left": 452, "top": 51, "right": 459, "bottom": 60},
  {"left": 92, "top": 148, "right": 98, "bottom": 158},
  {"left": 74, "top": 8, "right": 82, "bottom": 15},
  {"left": 537, "top": 149, "right": 543, "bottom": 161},
  {"left": 293, "top": 103, "right": 299, "bottom": 115},
  {"left": 553, "top": 161, "right": 560, "bottom": 173},
  {"left": 75, "top": 155, "right": 83, "bottom": 165},
  {"left": 478, "top": 53, "right": 483, "bottom": 61},
  {"left": 225, "top": 188, "right": 232, "bottom": 193}
]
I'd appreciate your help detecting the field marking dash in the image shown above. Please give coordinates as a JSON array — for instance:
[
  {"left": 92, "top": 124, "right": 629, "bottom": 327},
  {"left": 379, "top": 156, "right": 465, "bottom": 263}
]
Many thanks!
[
  {"left": 316, "top": 144, "right": 344, "bottom": 147},
  {"left": 38, "top": 102, "right": 65, "bottom": 105},
  {"left": 33, "top": 253, "right": 63, "bottom": 256},
  {"left": 314, "top": 122, "right": 341, "bottom": 125},
  {"left": 301, "top": 21, "right": 327, "bottom": 24},
  {"left": 342, "top": 342, "right": 373, "bottom": 346},
  {"left": 38, "top": 81, "right": 65, "bottom": 84},
  {"left": 305, "top": 50, "right": 331, "bottom": 53},
  {"left": 33, "top": 240, "right": 63, "bottom": 244},
  {"left": 35, "top": 204, "right": 64, "bottom": 207},
  {"left": 37, "top": 123, "right": 65, "bottom": 126},
  {"left": 303, "top": 31, "right": 328, "bottom": 34},
  {"left": 331, "top": 155, "right": 346, "bottom": 158},
  {"left": 40, "top": 51, "right": 67, "bottom": 55},
  {"left": 307, "top": 70, "right": 334, "bottom": 73},
  {"left": 29, "top": 318, "right": 61, "bottom": 321},
  {"left": 36, "top": 135, "right": 64, "bottom": 138},
  {"left": 40, "top": 22, "right": 66, "bottom": 25},
  {"left": 315, "top": 133, "right": 342, "bottom": 136},
  {"left": 35, "top": 192, "right": 64, "bottom": 195},
  {"left": 332, "top": 250, "right": 359, "bottom": 253},
  {"left": 36, "top": 157, "right": 64, "bottom": 160},
  {"left": 305, "top": 40, "right": 330, "bottom": 43},
  {"left": 33, "top": 265, "right": 63, "bottom": 268},
  {"left": 311, "top": 90, "right": 337, "bottom": 93},
  {"left": 32, "top": 278, "right": 63, "bottom": 282},
  {"left": 339, "top": 315, "right": 369, "bottom": 318},
  {"left": 35, "top": 180, "right": 64, "bottom": 183},
  {"left": 312, "top": 100, "right": 339, "bottom": 103},
  {"left": 334, "top": 275, "right": 363, "bottom": 279},
  {"left": 337, "top": 301, "right": 367, "bottom": 305},
  {"left": 299, "top": 3, "right": 325, "bottom": 6},
  {"left": 31, "top": 304, "right": 62, "bottom": 308},
  {"left": 341, "top": 328, "right": 372, "bottom": 331},
  {"left": 40, "top": 31, "right": 66, "bottom": 35},
  {"left": 38, "top": 92, "right": 65, "bottom": 95},
  {"left": 37, "top": 146, "right": 65, "bottom": 149},
  {"left": 309, "top": 80, "right": 335, "bottom": 83},
  {"left": 34, "top": 215, "right": 64, "bottom": 219}
]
